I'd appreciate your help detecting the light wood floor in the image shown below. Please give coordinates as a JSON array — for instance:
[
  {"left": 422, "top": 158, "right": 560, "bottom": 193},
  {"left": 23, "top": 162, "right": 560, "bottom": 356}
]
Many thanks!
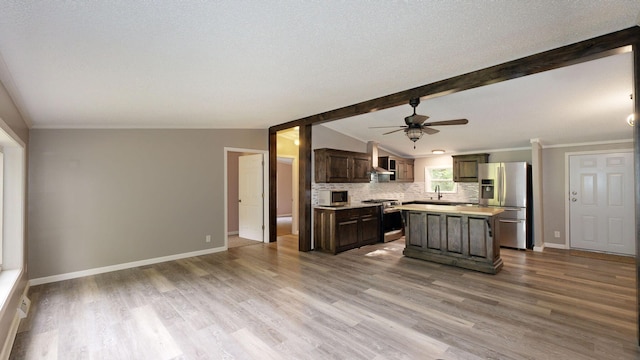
[{"left": 11, "top": 236, "right": 639, "bottom": 359}]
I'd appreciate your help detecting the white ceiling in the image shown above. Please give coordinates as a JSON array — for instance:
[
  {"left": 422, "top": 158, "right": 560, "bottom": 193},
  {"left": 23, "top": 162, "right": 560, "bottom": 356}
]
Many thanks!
[{"left": 0, "top": 2, "right": 638, "bottom": 153}]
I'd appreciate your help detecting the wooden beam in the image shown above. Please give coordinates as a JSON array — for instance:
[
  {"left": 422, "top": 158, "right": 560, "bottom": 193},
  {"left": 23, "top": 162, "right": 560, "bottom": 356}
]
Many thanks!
[
  {"left": 633, "top": 40, "right": 640, "bottom": 346},
  {"left": 298, "top": 124, "right": 312, "bottom": 251},
  {"left": 268, "top": 131, "right": 277, "bottom": 242},
  {"left": 270, "top": 26, "right": 638, "bottom": 131}
]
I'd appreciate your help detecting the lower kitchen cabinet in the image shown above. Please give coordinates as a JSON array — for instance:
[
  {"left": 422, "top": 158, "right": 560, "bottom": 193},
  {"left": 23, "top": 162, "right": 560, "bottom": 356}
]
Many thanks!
[{"left": 314, "top": 206, "right": 380, "bottom": 254}]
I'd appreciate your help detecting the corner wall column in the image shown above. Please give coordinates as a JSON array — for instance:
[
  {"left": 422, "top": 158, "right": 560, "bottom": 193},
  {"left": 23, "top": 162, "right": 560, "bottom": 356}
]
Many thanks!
[{"left": 530, "top": 139, "right": 544, "bottom": 251}]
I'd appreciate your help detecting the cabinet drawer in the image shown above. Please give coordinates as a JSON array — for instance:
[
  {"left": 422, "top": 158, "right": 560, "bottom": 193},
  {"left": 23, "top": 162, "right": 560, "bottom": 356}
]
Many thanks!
[{"left": 358, "top": 206, "right": 380, "bottom": 217}]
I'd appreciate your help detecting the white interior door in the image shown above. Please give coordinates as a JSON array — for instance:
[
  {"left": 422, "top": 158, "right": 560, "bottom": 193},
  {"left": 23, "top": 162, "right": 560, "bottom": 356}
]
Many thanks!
[
  {"left": 239, "top": 154, "right": 264, "bottom": 241},
  {"left": 569, "top": 152, "right": 635, "bottom": 255}
]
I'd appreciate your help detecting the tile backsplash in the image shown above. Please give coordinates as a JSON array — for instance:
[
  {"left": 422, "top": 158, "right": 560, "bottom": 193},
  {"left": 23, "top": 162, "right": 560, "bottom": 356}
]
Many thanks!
[{"left": 312, "top": 181, "right": 479, "bottom": 205}]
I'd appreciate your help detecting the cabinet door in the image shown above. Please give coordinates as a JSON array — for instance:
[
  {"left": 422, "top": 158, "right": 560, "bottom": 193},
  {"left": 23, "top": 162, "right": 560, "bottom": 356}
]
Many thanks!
[
  {"left": 456, "top": 159, "right": 479, "bottom": 182},
  {"left": 351, "top": 155, "right": 371, "bottom": 182},
  {"left": 396, "top": 161, "right": 406, "bottom": 181},
  {"left": 327, "top": 153, "right": 351, "bottom": 182},
  {"left": 335, "top": 209, "right": 359, "bottom": 251},
  {"left": 359, "top": 207, "right": 380, "bottom": 245},
  {"left": 336, "top": 218, "right": 359, "bottom": 251},
  {"left": 452, "top": 154, "right": 489, "bottom": 182},
  {"left": 404, "top": 161, "right": 414, "bottom": 182}
]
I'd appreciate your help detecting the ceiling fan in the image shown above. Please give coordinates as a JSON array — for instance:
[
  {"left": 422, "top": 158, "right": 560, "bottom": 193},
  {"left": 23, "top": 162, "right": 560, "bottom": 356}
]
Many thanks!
[{"left": 370, "top": 98, "right": 469, "bottom": 148}]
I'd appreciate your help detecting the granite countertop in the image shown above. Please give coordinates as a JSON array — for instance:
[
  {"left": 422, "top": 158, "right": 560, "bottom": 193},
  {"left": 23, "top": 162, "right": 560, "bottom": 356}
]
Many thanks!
[
  {"left": 314, "top": 202, "right": 381, "bottom": 210},
  {"left": 395, "top": 204, "right": 504, "bottom": 217}
]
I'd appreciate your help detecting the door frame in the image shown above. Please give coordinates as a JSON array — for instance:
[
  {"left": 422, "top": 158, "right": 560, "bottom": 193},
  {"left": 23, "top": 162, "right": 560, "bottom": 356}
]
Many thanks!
[
  {"left": 564, "top": 148, "right": 634, "bottom": 250},
  {"left": 277, "top": 155, "right": 299, "bottom": 235},
  {"left": 224, "top": 147, "right": 270, "bottom": 248}
]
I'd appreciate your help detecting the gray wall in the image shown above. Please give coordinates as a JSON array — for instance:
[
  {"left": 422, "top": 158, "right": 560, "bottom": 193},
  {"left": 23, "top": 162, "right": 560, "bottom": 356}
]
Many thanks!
[
  {"left": 28, "top": 129, "right": 267, "bottom": 279},
  {"left": 312, "top": 124, "right": 368, "bottom": 152},
  {"left": 541, "top": 141, "right": 633, "bottom": 246}
]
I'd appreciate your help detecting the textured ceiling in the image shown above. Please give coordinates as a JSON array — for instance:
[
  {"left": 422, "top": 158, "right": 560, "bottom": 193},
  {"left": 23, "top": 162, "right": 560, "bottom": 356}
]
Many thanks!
[{"left": 0, "top": 2, "right": 638, "bottom": 154}]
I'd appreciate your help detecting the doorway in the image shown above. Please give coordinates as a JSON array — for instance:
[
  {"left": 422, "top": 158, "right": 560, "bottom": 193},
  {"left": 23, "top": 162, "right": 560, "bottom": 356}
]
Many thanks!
[
  {"left": 277, "top": 157, "right": 294, "bottom": 236},
  {"left": 224, "top": 148, "right": 269, "bottom": 249},
  {"left": 567, "top": 151, "right": 635, "bottom": 256}
]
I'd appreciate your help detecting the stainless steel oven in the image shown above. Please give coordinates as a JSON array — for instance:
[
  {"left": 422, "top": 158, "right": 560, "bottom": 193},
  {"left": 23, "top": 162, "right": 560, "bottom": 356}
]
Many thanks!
[{"left": 362, "top": 199, "right": 403, "bottom": 242}]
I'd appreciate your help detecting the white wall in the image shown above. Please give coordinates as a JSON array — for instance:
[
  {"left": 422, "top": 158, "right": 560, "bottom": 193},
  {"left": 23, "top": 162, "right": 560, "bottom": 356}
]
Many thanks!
[{"left": 28, "top": 129, "right": 267, "bottom": 279}]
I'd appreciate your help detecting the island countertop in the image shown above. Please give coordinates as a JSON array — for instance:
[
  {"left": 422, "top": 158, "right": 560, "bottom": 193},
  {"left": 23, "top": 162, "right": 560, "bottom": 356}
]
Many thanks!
[{"left": 394, "top": 204, "right": 504, "bottom": 217}]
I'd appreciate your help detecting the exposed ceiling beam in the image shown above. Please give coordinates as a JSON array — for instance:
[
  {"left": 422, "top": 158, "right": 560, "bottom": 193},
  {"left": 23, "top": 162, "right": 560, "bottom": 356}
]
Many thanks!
[{"left": 270, "top": 26, "right": 639, "bottom": 133}]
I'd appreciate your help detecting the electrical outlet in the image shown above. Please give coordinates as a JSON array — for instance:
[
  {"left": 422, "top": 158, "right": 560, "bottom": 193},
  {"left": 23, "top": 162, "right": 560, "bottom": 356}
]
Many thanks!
[
  {"left": 205, "top": 235, "right": 211, "bottom": 243},
  {"left": 554, "top": 231, "right": 560, "bottom": 238},
  {"left": 17, "top": 296, "right": 30, "bottom": 319}
]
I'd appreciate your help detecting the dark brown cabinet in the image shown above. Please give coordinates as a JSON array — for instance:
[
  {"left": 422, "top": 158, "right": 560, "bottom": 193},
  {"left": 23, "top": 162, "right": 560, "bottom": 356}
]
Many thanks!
[
  {"left": 452, "top": 153, "right": 489, "bottom": 182},
  {"left": 315, "top": 148, "right": 371, "bottom": 183},
  {"left": 314, "top": 206, "right": 380, "bottom": 254},
  {"left": 378, "top": 156, "right": 415, "bottom": 182}
]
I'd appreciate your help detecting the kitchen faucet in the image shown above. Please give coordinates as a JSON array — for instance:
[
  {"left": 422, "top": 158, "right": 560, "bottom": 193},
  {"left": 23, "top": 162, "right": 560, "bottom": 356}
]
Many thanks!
[{"left": 435, "top": 185, "right": 442, "bottom": 200}]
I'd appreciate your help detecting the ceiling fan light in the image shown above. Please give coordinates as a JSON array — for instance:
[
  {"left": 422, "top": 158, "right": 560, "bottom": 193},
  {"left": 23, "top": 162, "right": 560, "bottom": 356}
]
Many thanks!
[
  {"left": 405, "top": 128, "right": 423, "bottom": 142},
  {"left": 432, "top": 149, "right": 445, "bottom": 154},
  {"left": 627, "top": 113, "right": 635, "bottom": 127}
]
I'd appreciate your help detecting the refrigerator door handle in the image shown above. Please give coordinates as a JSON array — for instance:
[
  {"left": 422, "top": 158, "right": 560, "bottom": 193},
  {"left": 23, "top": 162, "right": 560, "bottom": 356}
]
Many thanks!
[{"left": 498, "top": 165, "right": 504, "bottom": 205}]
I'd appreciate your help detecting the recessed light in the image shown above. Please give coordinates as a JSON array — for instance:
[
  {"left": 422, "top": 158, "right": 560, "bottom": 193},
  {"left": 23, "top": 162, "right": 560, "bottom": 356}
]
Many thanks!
[{"left": 432, "top": 149, "right": 445, "bottom": 154}]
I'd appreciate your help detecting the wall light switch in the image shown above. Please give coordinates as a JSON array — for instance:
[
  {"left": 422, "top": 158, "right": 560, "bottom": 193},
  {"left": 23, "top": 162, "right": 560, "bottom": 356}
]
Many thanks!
[{"left": 205, "top": 235, "right": 211, "bottom": 243}]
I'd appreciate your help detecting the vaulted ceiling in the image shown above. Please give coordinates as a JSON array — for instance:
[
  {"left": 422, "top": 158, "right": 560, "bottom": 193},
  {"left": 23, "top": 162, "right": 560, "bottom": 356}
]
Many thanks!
[{"left": 0, "top": 2, "right": 638, "bottom": 155}]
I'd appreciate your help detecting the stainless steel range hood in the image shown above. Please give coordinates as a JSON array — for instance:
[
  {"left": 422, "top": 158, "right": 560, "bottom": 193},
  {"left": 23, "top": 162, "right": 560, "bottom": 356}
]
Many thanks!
[{"left": 367, "top": 141, "right": 392, "bottom": 182}]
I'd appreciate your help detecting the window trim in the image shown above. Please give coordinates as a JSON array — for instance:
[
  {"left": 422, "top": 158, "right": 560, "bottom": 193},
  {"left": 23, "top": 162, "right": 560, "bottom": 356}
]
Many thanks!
[{"left": 425, "top": 166, "right": 457, "bottom": 193}]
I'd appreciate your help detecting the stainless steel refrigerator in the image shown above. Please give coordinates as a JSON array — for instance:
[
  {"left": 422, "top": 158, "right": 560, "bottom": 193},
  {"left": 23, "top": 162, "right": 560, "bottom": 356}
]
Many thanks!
[{"left": 478, "top": 162, "right": 532, "bottom": 249}]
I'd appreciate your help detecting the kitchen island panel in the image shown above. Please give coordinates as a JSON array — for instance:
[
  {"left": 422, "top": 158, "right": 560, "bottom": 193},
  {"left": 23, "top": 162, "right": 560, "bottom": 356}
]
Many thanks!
[
  {"left": 469, "top": 217, "right": 488, "bottom": 258},
  {"left": 401, "top": 207, "right": 503, "bottom": 274},
  {"left": 446, "top": 215, "right": 464, "bottom": 254},
  {"left": 427, "top": 213, "right": 441, "bottom": 250}
]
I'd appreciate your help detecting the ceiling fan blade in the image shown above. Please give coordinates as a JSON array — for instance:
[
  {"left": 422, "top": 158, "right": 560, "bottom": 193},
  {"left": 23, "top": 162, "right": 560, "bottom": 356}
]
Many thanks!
[
  {"left": 421, "top": 127, "right": 440, "bottom": 135},
  {"left": 368, "top": 126, "right": 407, "bottom": 129},
  {"left": 404, "top": 114, "right": 429, "bottom": 125},
  {"left": 382, "top": 128, "right": 406, "bottom": 135},
  {"left": 423, "top": 119, "right": 469, "bottom": 126}
]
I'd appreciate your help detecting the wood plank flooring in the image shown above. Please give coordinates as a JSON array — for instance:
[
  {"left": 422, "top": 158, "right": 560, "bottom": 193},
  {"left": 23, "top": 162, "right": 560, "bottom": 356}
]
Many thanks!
[{"left": 10, "top": 236, "right": 639, "bottom": 359}]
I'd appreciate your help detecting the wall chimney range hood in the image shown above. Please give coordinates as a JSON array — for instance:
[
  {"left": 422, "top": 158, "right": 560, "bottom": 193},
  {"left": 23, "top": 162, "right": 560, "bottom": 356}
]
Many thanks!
[{"left": 367, "top": 141, "right": 392, "bottom": 182}]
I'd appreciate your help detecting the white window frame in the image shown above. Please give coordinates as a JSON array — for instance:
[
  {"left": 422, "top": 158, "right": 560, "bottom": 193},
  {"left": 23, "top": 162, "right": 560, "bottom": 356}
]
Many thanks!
[{"left": 425, "top": 166, "right": 457, "bottom": 193}]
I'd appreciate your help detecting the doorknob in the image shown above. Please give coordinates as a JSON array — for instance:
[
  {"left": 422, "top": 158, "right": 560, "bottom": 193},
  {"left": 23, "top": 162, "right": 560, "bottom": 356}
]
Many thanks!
[
  {"left": 571, "top": 198, "right": 577, "bottom": 202},
  {"left": 571, "top": 191, "right": 577, "bottom": 195}
]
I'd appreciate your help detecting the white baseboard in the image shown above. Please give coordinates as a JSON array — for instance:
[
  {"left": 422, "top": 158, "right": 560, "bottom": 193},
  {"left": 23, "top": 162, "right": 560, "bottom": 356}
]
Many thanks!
[
  {"left": 533, "top": 245, "right": 544, "bottom": 252},
  {"left": 0, "top": 283, "right": 29, "bottom": 360},
  {"left": 29, "top": 246, "right": 226, "bottom": 286},
  {"left": 543, "top": 242, "right": 567, "bottom": 250},
  {"left": 227, "top": 231, "right": 239, "bottom": 236}
]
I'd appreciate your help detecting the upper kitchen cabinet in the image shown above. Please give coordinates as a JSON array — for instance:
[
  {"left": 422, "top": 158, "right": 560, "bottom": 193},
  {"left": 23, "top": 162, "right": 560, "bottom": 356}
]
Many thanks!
[
  {"left": 379, "top": 156, "right": 414, "bottom": 182},
  {"left": 452, "top": 153, "right": 489, "bottom": 182},
  {"left": 315, "top": 148, "right": 371, "bottom": 183}
]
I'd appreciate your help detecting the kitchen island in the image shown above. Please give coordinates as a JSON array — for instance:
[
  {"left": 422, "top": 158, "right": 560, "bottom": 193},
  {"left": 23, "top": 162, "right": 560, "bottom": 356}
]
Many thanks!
[{"left": 396, "top": 204, "right": 504, "bottom": 274}]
